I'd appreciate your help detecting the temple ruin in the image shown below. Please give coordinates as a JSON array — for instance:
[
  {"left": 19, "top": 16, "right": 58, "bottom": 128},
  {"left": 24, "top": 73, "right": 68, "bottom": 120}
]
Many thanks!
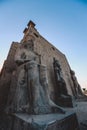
[{"left": 0, "top": 20, "right": 83, "bottom": 130}]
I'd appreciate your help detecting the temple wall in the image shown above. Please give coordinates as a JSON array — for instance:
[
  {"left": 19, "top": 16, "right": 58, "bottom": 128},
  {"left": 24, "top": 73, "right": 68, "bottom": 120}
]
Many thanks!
[
  {"left": 21, "top": 24, "right": 75, "bottom": 98},
  {"left": 0, "top": 42, "right": 19, "bottom": 108},
  {"left": 33, "top": 35, "right": 74, "bottom": 97}
]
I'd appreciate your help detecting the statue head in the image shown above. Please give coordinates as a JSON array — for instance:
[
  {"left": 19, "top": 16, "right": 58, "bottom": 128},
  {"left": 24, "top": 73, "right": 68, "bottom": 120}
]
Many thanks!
[{"left": 70, "top": 70, "right": 75, "bottom": 75}]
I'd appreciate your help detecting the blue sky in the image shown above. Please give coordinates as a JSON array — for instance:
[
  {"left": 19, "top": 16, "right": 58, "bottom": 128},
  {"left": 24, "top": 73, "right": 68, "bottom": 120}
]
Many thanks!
[{"left": 0, "top": 0, "right": 87, "bottom": 88}]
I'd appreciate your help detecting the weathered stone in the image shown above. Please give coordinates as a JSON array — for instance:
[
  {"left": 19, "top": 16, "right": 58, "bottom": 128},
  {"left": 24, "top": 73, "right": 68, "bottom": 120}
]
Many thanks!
[
  {"left": 70, "top": 69, "right": 85, "bottom": 98},
  {"left": 0, "top": 20, "right": 81, "bottom": 129},
  {"left": 0, "top": 111, "right": 79, "bottom": 130},
  {"left": 53, "top": 58, "right": 73, "bottom": 107}
]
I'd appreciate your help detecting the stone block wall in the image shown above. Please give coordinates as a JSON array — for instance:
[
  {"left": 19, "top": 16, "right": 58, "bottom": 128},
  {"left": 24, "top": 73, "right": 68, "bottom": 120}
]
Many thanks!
[
  {"left": 0, "top": 42, "right": 19, "bottom": 110},
  {"left": 22, "top": 21, "right": 79, "bottom": 99},
  {"left": 33, "top": 35, "right": 74, "bottom": 98},
  {"left": 22, "top": 25, "right": 74, "bottom": 98}
]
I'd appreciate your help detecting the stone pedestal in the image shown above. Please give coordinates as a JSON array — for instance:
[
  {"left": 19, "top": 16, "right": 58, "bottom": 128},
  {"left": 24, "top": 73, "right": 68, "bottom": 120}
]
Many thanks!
[
  {"left": 57, "top": 96, "right": 73, "bottom": 107},
  {"left": 0, "top": 111, "right": 80, "bottom": 130}
]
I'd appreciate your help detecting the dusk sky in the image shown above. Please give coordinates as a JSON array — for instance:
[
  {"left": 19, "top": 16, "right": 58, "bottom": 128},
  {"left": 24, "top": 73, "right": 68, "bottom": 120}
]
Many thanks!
[{"left": 0, "top": 0, "right": 87, "bottom": 89}]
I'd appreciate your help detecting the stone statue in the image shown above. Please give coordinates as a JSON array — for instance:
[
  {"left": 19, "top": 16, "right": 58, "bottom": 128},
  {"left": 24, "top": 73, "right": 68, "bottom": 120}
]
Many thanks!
[
  {"left": 70, "top": 70, "right": 84, "bottom": 98},
  {"left": 6, "top": 40, "right": 65, "bottom": 114},
  {"left": 53, "top": 59, "right": 68, "bottom": 95},
  {"left": 53, "top": 58, "right": 72, "bottom": 107}
]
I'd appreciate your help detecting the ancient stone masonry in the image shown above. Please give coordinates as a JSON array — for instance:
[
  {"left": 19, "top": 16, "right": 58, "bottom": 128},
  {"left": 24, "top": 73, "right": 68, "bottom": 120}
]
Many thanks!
[
  {"left": 70, "top": 69, "right": 85, "bottom": 98},
  {"left": 53, "top": 58, "right": 73, "bottom": 107},
  {"left": 0, "top": 20, "right": 81, "bottom": 130},
  {"left": 0, "top": 42, "right": 19, "bottom": 111}
]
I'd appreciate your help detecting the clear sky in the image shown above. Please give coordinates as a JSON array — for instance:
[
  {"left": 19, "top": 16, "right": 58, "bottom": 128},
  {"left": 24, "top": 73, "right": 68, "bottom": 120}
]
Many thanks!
[{"left": 0, "top": 0, "right": 87, "bottom": 88}]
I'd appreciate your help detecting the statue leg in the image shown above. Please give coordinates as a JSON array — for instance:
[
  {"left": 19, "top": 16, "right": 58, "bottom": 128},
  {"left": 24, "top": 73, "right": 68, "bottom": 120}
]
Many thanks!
[
  {"left": 16, "top": 67, "right": 29, "bottom": 112},
  {"left": 26, "top": 61, "right": 48, "bottom": 114}
]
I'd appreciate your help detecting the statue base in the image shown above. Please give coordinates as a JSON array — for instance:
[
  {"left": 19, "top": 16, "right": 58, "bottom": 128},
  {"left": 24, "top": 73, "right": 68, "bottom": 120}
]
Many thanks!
[
  {"left": 57, "top": 96, "right": 73, "bottom": 107},
  {"left": 0, "top": 111, "right": 79, "bottom": 130}
]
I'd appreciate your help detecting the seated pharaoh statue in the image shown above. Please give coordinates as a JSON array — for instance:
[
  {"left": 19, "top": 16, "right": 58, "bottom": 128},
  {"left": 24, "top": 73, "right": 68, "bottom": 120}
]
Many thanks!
[
  {"left": 53, "top": 58, "right": 73, "bottom": 107},
  {"left": 6, "top": 40, "right": 65, "bottom": 114}
]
